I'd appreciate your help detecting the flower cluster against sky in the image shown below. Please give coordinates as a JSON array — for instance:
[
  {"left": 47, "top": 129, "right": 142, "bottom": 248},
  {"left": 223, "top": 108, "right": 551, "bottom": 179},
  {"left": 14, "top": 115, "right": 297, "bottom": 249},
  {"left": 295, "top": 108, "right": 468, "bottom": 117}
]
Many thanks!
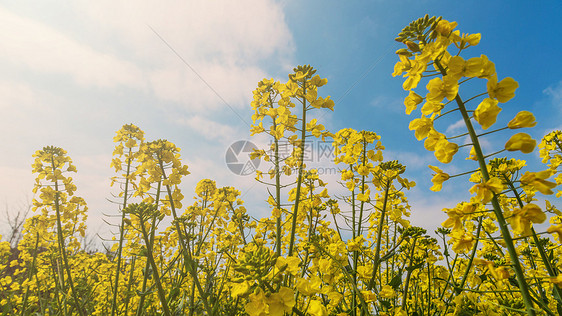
[{"left": 1, "top": 0, "right": 561, "bottom": 239}]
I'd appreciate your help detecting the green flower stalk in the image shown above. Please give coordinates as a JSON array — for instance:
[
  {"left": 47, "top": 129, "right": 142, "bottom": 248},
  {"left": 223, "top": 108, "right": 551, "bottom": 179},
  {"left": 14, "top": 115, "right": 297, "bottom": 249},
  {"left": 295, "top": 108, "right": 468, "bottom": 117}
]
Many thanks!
[
  {"left": 125, "top": 203, "right": 171, "bottom": 316},
  {"left": 110, "top": 124, "right": 144, "bottom": 316},
  {"left": 393, "top": 15, "right": 547, "bottom": 315},
  {"left": 31, "top": 146, "right": 87, "bottom": 316}
]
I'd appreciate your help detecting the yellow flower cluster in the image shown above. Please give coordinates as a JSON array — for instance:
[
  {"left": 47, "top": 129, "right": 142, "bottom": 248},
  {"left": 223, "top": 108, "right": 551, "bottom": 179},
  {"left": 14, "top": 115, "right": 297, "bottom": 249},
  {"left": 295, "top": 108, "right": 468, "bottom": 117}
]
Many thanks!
[
  {"left": 2, "top": 22, "right": 562, "bottom": 316},
  {"left": 395, "top": 16, "right": 562, "bottom": 314}
]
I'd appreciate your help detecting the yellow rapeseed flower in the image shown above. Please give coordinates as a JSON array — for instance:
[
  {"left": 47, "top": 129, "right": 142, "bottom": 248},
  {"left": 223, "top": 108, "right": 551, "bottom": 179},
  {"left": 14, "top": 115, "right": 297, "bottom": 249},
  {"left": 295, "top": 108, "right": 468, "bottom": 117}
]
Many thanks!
[
  {"left": 275, "top": 256, "right": 300, "bottom": 275},
  {"left": 505, "top": 133, "right": 536, "bottom": 154},
  {"left": 547, "top": 224, "right": 562, "bottom": 241},
  {"left": 475, "top": 55, "right": 496, "bottom": 79},
  {"left": 462, "top": 33, "right": 481, "bottom": 47},
  {"left": 424, "top": 129, "right": 446, "bottom": 151},
  {"left": 442, "top": 207, "right": 464, "bottom": 232},
  {"left": 245, "top": 291, "right": 268, "bottom": 316},
  {"left": 510, "top": 203, "right": 546, "bottom": 236},
  {"left": 507, "top": 111, "right": 537, "bottom": 129},
  {"left": 428, "top": 165, "right": 450, "bottom": 191},
  {"left": 520, "top": 170, "right": 556, "bottom": 195},
  {"left": 296, "top": 276, "right": 322, "bottom": 296},
  {"left": 426, "top": 77, "right": 458, "bottom": 103},
  {"left": 549, "top": 275, "right": 562, "bottom": 286},
  {"left": 474, "top": 98, "right": 502, "bottom": 130},
  {"left": 451, "top": 230, "right": 474, "bottom": 253},
  {"left": 230, "top": 281, "right": 250, "bottom": 298},
  {"left": 421, "top": 101, "right": 444, "bottom": 116},
  {"left": 435, "top": 19, "right": 458, "bottom": 36},
  {"left": 404, "top": 90, "right": 423, "bottom": 114},
  {"left": 379, "top": 285, "right": 396, "bottom": 299},
  {"left": 487, "top": 76, "right": 518, "bottom": 103},
  {"left": 267, "top": 287, "right": 295, "bottom": 316},
  {"left": 469, "top": 177, "right": 504, "bottom": 204},
  {"left": 434, "top": 139, "right": 458, "bottom": 163},
  {"left": 408, "top": 117, "right": 433, "bottom": 140},
  {"left": 308, "top": 299, "right": 328, "bottom": 316}
]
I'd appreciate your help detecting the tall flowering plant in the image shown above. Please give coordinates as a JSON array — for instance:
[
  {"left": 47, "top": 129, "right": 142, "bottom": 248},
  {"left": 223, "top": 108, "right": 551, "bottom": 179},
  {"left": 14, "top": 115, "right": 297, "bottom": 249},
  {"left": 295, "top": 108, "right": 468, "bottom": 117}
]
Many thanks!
[{"left": 393, "top": 15, "right": 561, "bottom": 314}]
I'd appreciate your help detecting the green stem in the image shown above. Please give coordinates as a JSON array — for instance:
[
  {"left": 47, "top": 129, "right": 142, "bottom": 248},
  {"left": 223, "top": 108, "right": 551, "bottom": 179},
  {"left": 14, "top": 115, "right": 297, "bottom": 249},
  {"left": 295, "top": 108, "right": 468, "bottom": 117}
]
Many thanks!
[
  {"left": 51, "top": 157, "right": 86, "bottom": 316},
  {"left": 273, "top": 120, "right": 283, "bottom": 257},
  {"left": 50, "top": 255, "right": 67, "bottom": 316},
  {"left": 314, "top": 241, "right": 370, "bottom": 315},
  {"left": 158, "top": 159, "right": 213, "bottom": 315},
  {"left": 504, "top": 174, "right": 562, "bottom": 312},
  {"left": 138, "top": 214, "right": 172, "bottom": 316},
  {"left": 446, "top": 216, "right": 482, "bottom": 304},
  {"left": 34, "top": 259, "right": 46, "bottom": 315},
  {"left": 433, "top": 58, "right": 536, "bottom": 314},
  {"left": 426, "top": 253, "right": 432, "bottom": 316},
  {"left": 401, "top": 237, "right": 418, "bottom": 312},
  {"left": 20, "top": 231, "right": 40, "bottom": 316},
  {"left": 111, "top": 147, "right": 133, "bottom": 316},
  {"left": 357, "top": 137, "right": 368, "bottom": 238},
  {"left": 288, "top": 78, "right": 307, "bottom": 258},
  {"left": 123, "top": 255, "right": 136, "bottom": 313},
  {"left": 136, "top": 181, "right": 162, "bottom": 316},
  {"left": 368, "top": 180, "right": 391, "bottom": 290}
]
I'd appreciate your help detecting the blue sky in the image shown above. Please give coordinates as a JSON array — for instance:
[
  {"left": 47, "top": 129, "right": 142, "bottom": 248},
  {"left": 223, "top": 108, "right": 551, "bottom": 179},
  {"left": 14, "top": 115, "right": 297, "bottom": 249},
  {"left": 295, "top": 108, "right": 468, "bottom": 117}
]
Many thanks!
[{"left": 1, "top": 1, "right": 561, "bottom": 240}]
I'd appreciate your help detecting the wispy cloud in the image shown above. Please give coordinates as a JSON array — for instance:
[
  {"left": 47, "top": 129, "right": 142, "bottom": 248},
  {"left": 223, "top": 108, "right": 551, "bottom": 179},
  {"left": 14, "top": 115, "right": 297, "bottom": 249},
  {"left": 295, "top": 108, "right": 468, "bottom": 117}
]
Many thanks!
[
  {"left": 75, "top": 0, "right": 294, "bottom": 113},
  {"left": 0, "top": 1, "right": 296, "bottom": 236},
  {"left": 543, "top": 80, "right": 562, "bottom": 108},
  {"left": 0, "top": 7, "right": 146, "bottom": 89},
  {"left": 175, "top": 115, "right": 242, "bottom": 141},
  {"left": 148, "top": 63, "right": 266, "bottom": 113},
  {"left": 76, "top": 1, "right": 294, "bottom": 63},
  {"left": 384, "top": 150, "right": 433, "bottom": 171},
  {"left": 370, "top": 95, "right": 402, "bottom": 112},
  {"left": 445, "top": 119, "right": 465, "bottom": 135}
]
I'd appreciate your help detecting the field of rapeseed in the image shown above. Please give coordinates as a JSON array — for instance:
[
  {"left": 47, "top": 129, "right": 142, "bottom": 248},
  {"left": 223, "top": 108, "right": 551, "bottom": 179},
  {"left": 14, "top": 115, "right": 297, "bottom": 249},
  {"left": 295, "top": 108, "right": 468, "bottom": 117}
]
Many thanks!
[{"left": 1, "top": 16, "right": 561, "bottom": 315}]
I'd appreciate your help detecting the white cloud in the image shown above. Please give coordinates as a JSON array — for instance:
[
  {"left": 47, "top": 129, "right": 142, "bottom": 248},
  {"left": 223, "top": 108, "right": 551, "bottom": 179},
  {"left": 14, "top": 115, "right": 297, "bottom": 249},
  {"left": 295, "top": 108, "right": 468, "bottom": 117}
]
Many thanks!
[
  {"left": 74, "top": 0, "right": 294, "bottom": 110},
  {"left": 0, "top": 165, "right": 35, "bottom": 238},
  {"left": 0, "top": 1, "right": 297, "bottom": 242},
  {"left": 0, "top": 7, "right": 146, "bottom": 89},
  {"left": 148, "top": 63, "right": 266, "bottom": 112},
  {"left": 0, "top": 80, "right": 48, "bottom": 137},
  {"left": 370, "top": 95, "right": 402, "bottom": 111},
  {"left": 384, "top": 150, "right": 433, "bottom": 170},
  {"left": 445, "top": 119, "right": 465, "bottom": 134},
  {"left": 0, "top": 1, "right": 295, "bottom": 112},
  {"left": 407, "top": 197, "right": 452, "bottom": 235},
  {"left": 544, "top": 80, "right": 562, "bottom": 108},
  {"left": 77, "top": 1, "right": 294, "bottom": 62},
  {"left": 0, "top": 166, "right": 35, "bottom": 206},
  {"left": 175, "top": 115, "right": 242, "bottom": 141},
  {"left": 0, "top": 81, "right": 37, "bottom": 110}
]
